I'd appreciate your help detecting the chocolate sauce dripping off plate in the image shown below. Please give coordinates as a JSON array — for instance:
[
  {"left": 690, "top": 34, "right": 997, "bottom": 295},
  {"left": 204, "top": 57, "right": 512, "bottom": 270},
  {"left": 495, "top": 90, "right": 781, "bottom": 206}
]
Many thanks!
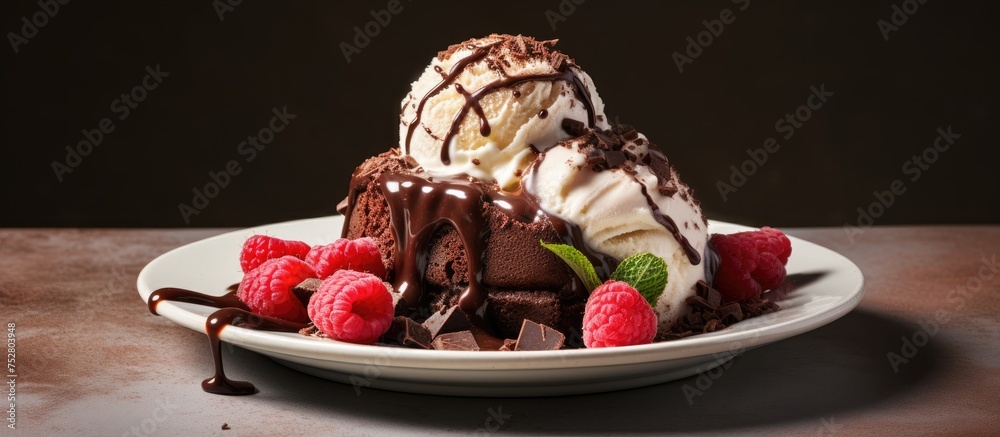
[
  {"left": 147, "top": 287, "right": 305, "bottom": 396},
  {"left": 202, "top": 308, "right": 307, "bottom": 395}
]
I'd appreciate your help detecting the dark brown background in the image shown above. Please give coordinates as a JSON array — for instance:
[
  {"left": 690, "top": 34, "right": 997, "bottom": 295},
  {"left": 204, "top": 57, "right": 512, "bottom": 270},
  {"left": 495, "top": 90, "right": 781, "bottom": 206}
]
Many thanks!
[{"left": 2, "top": 0, "right": 997, "bottom": 227}]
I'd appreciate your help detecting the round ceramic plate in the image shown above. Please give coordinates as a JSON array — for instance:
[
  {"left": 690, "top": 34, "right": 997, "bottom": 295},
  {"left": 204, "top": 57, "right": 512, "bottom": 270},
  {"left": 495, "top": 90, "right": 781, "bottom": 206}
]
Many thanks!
[{"left": 136, "top": 216, "right": 864, "bottom": 397}]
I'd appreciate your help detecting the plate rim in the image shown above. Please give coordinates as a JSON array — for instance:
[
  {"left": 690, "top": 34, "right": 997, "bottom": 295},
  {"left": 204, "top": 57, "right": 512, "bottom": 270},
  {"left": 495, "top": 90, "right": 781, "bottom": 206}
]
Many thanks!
[{"left": 137, "top": 216, "right": 865, "bottom": 371}]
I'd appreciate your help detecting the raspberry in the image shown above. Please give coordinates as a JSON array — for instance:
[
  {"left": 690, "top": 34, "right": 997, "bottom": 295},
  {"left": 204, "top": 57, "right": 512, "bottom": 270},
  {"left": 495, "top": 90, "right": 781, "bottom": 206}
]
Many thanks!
[
  {"left": 583, "top": 281, "right": 658, "bottom": 348},
  {"left": 307, "top": 269, "right": 394, "bottom": 345},
  {"left": 710, "top": 226, "right": 792, "bottom": 302},
  {"left": 240, "top": 235, "right": 311, "bottom": 274},
  {"left": 238, "top": 256, "right": 316, "bottom": 323},
  {"left": 304, "top": 237, "right": 386, "bottom": 280}
]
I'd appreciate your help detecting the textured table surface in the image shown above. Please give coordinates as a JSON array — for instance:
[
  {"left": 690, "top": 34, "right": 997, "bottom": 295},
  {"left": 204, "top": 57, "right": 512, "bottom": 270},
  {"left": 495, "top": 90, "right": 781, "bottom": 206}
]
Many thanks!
[{"left": 2, "top": 225, "right": 998, "bottom": 436}]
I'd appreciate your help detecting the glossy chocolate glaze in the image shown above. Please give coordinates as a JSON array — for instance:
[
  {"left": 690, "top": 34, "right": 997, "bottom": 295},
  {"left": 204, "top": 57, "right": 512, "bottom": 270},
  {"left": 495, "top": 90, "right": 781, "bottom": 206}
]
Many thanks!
[
  {"left": 341, "top": 166, "right": 617, "bottom": 324},
  {"left": 202, "top": 307, "right": 306, "bottom": 395},
  {"left": 379, "top": 172, "right": 490, "bottom": 318},
  {"left": 147, "top": 286, "right": 246, "bottom": 315}
]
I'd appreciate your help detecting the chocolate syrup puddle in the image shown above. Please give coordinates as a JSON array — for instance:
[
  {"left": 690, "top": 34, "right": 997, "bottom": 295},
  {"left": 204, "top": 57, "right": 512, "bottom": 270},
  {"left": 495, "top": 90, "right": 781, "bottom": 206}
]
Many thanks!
[{"left": 147, "top": 287, "right": 305, "bottom": 396}]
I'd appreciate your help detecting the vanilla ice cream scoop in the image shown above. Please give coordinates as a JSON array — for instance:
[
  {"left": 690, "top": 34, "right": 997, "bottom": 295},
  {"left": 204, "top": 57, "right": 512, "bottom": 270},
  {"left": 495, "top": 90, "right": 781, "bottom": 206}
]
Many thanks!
[
  {"left": 522, "top": 126, "right": 709, "bottom": 330},
  {"left": 399, "top": 34, "right": 609, "bottom": 190}
]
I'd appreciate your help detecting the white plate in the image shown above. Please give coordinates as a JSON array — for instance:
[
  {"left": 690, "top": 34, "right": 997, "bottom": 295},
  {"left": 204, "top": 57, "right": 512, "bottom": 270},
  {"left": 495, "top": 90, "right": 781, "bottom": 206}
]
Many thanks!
[{"left": 137, "top": 216, "right": 864, "bottom": 397}]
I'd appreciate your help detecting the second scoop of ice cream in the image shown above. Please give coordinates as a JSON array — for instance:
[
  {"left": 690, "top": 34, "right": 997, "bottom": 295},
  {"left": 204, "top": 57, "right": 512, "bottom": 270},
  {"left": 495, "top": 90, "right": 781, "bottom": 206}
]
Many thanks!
[{"left": 522, "top": 126, "right": 709, "bottom": 330}]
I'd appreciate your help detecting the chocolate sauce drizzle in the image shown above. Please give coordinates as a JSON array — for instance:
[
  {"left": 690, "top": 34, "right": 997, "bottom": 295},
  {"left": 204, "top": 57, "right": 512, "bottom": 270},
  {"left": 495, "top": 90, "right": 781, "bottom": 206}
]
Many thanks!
[
  {"left": 636, "top": 181, "right": 702, "bottom": 265},
  {"left": 147, "top": 287, "right": 306, "bottom": 396},
  {"left": 402, "top": 40, "right": 598, "bottom": 165},
  {"left": 353, "top": 171, "right": 616, "bottom": 321},
  {"left": 404, "top": 42, "right": 498, "bottom": 157},
  {"left": 379, "top": 172, "right": 491, "bottom": 318}
]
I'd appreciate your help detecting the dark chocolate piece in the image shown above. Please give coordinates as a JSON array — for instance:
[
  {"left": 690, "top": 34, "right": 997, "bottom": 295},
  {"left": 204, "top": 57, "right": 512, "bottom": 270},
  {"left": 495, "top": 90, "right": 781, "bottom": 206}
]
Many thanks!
[
  {"left": 292, "top": 278, "right": 323, "bottom": 307},
  {"left": 514, "top": 319, "right": 565, "bottom": 351},
  {"left": 499, "top": 338, "right": 518, "bottom": 351},
  {"left": 718, "top": 302, "right": 744, "bottom": 324},
  {"left": 422, "top": 306, "right": 471, "bottom": 338},
  {"left": 657, "top": 280, "right": 780, "bottom": 341},
  {"left": 389, "top": 291, "right": 409, "bottom": 317},
  {"left": 385, "top": 316, "right": 432, "bottom": 349},
  {"left": 431, "top": 331, "right": 480, "bottom": 351}
]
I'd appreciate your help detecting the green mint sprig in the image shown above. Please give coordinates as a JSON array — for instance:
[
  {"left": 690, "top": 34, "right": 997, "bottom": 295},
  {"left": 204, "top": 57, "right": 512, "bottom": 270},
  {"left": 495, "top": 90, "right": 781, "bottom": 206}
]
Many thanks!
[
  {"left": 540, "top": 241, "right": 668, "bottom": 306},
  {"left": 540, "top": 241, "right": 601, "bottom": 291},
  {"left": 611, "top": 253, "right": 668, "bottom": 306}
]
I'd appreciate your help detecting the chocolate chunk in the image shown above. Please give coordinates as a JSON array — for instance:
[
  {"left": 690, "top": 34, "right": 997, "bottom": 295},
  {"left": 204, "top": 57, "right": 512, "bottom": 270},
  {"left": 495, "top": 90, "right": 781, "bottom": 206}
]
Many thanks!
[
  {"left": 603, "top": 150, "right": 627, "bottom": 168},
  {"left": 685, "top": 295, "right": 715, "bottom": 310},
  {"left": 390, "top": 291, "right": 410, "bottom": 317},
  {"left": 431, "top": 331, "right": 480, "bottom": 351},
  {"left": 292, "top": 278, "right": 323, "bottom": 307},
  {"left": 644, "top": 152, "right": 677, "bottom": 197},
  {"left": 499, "top": 338, "right": 518, "bottom": 351},
  {"left": 514, "top": 320, "right": 565, "bottom": 351},
  {"left": 657, "top": 280, "right": 780, "bottom": 342},
  {"left": 299, "top": 324, "right": 322, "bottom": 337},
  {"left": 383, "top": 316, "right": 432, "bottom": 348},
  {"left": 422, "top": 306, "right": 471, "bottom": 338},
  {"left": 620, "top": 125, "right": 640, "bottom": 141},
  {"left": 561, "top": 118, "right": 586, "bottom": 136},
  {"left": 704, "top": 319, "right": 722, "bottom": 332},
  {"left": 706, "top": 285, "right": 722, "bottom": 308},
  {"left": 718, "top": 302, "right": 744, "bottom": 323}
]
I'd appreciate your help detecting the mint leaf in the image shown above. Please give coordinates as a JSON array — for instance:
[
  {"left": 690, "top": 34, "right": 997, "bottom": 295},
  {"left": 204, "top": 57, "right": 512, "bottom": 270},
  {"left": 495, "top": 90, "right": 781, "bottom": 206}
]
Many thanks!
[
  {"left": 540, "top": 240, "right": 601, "bottom": 292},
  {"left": 611, "top": 253, "right": 668, "bottom": 306}
]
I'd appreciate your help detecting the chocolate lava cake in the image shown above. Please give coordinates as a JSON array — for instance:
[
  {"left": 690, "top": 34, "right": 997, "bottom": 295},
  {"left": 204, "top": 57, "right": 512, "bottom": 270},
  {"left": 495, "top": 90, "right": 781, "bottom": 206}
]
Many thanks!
[{"left": 338, "top": 148, "right": 602, "bottom": 339}]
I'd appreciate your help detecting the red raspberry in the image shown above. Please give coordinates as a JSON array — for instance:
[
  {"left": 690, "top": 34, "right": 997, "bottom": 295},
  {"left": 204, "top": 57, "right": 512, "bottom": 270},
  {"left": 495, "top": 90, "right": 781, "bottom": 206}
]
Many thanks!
[
  {"left": 240, "top": 235, "right": 311, "bottom": 274},
  {"left": 304, "top": 237, "right": 386, "bottom": 280},
  {"left": 583, "top": 281, "right": 658, "bottom": 348},
  {"left": 710, "top": 226, "right": 792, "bottom": 302},
  {"left": 238, "top": 256, "right": 316, "bottom": 323},
  {"left": 307, "top": 269, "right": 394, "bottom": 345}
]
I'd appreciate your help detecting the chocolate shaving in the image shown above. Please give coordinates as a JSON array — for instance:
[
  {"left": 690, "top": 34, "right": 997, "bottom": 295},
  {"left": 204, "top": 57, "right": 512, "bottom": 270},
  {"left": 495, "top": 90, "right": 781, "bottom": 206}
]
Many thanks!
[
  {"left": 292, "top": 278, "right": 322, "bottom": 307},
  {"left": 561, "top": 118, "right": 586, "bottom": 136},
  {"left": 658, "top": 280, "right": 780, "bottom": 341},
  {"left": 384, "top": 316, "right": 432, "bottom": 349},
  {"left": 431, "top": 330, "right": 480, "bottom": 351},
  {"left": 436, "top": 34, "right": 574, "bottom": 72}
]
